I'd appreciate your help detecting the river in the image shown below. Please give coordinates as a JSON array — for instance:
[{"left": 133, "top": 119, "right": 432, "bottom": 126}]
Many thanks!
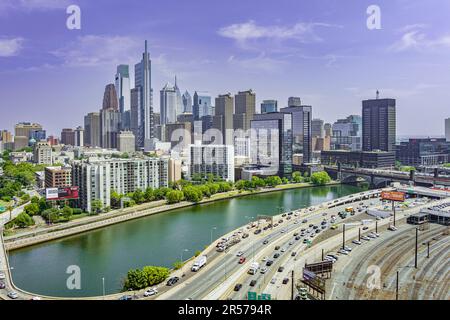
[{"left": 8, "top": 184, "right": 362, "bottom": 297}]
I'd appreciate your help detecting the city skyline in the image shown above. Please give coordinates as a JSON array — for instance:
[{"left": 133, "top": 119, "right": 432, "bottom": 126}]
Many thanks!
[{"left": 1, "top": 0, "right": 450, "bottom": 136}]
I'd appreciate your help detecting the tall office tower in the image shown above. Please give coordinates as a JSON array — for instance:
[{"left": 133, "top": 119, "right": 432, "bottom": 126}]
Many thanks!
[
  {"left": 60, "top": 128, "right": 75, "bottom": 146},
  {"left": 14, "top": 122, "right": 43, "bottom": 150},
  {"left": 311, "top": 118, "right": 324, "bottom": 138},
  {"left": 130, "top": 87, "right": 143, "bottom": 149},
  {"left": 324, "top": 123, "right": 332, "bottom": 137},
  {"left": 261, "top": 100, "right": 278, "bottom": 114},
  {"left": 182, "top": 90, "right": 193, "bottom": 113},
  {"left": 250, "top": 112, "right": 293, "bottom": 177},
  {"left": 115, "top": 65, "right": 130, "bottom": 114},
  {"left": 214, "top": 93, "right": 234, "bottom": 145},
  {"left": 74, "top": 126, "right": 84, "bottom": 147},
  {"left": 100, "top": 108, "right": 120, "bottom": 149},
  {"left": 234, "top": 90, "right": 255, "bottom": 131},
  {"left": 0, "top": 130, "right": 13, "bottom": 143},
  {"left": 84, "top": 112, "right": 101, "bottom": 147},
  {"left": 102, "top": 84, "right": 119, "bottom": 111},
  {"left": 174, "top": 76, "right": 183, "bottom": 116},
  {"left": 445, "top": 118, "right": 450, "bottom": 142},
  {"left": 160, "top": 82, "right": 178, "bottom": 125},
  {"left": 332, "top": 115, "right": 362, "bottom": 151},
  {"left": 117, "top": 131, "right": 136, "bottom": 153},
  {"left": 362, "top": 92, "right": 396, "bottom": 152},
  {"left": 134, "top": 40, "right": 154, "bottom": 147},
  {"left": 280, "top": 98, "right": 312, "bottom": 163},
  {"left": 193, "top": 91, "right": 213, "bottom": 120},
  {"left": 188, "top": 142, "right": 235, "bottom": 182},
  {"left": 33, "top": 141, "right": 52, "bottom": 165}
]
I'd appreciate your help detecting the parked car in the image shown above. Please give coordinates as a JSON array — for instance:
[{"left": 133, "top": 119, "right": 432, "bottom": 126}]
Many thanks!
[
  {"left": 302, "top": 219, "right": 308, "bottom": 223},
  {"left": 361, "top": 236, "right": 371, "bottom": 241},
  {"left": 278, "top": 266, "right": 285, "bottom": 272},
  {"left": 338, "top": 249, "right": 349, "bottom": 255},
  {"left": 281, "top": 247, "right": 286, "bottom": 252},
  {"left": 262, "top": 256, "right": 268, "bottom": 262},
  {"left": 254, "top": 229, "right": 262, "bottom": 235},
  {"left": 0, "top": 282, "right": 5, "bottom": 289},
  {"left": 362, "top": 226, "right": 369, "bottom": 230},
  {"left": 352, "top": 240, "right": 362, "bottom": 245},
  {"left": 119, "top": 295, "right": 132, "bottom": 300},
  {"left": 343, "top": 246, "right": 352, "bottom": 252},
  {"left": 144, "top": 288, "right": 158, "bottom": 297},
  {"left": 291, "top": 251, "right": 297, "bottom": 257},
  {"left": 270, "top": 278, "right": 277, "bottom": 284},
  {"left": 0, "top": 272, "right": 5, "bottom": 280},
  {"left": 166, "top": 277, "right": 180, "bottom": 286}
]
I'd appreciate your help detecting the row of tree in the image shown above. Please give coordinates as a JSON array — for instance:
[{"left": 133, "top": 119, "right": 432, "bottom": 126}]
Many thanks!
[{"left": 123, "top": 266, "right": 170, "bottom": 291}]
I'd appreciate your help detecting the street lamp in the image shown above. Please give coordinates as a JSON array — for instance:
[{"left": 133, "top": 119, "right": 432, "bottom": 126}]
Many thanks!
[
  {"left": 210, "top": 226, "right": 217, "bottom": 244},
  {"left": 102, "top": 277, "right": 105, "bottom": 299},
  {"left": 180, "top": 248, "right": 189, "bottom": 262}
]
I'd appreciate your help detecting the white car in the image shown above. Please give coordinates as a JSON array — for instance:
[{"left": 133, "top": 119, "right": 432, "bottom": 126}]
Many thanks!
[
  {"left": 352, "top": 240, "right": 362, "bottom": 245},
  {"left": 144, "top": 288, "right": 158, "bottom": 297},
  {"left": 236, "top": 251, "right": 244, "bottom": 257},
  {"left": 260, "top": 267, "right": 268, "bottom": 274},
  {"left": 288, "top": 241, "right": 294, "bottom": 246},
  {"left": 262, "top": 256, "right": 268, "bottom": 262},
  {"left": 368, "top": 234, "right": 377, "bottom": 239},
  {"left": 370, "top": 232, "right": 380, "bottom": 237},
  {"left": 281, "top": 247, "right": 286, "bottom": 252},
  {"left": 270, "top": 278, "right": 277, "bottom": 284},
  {"left": 338, "top": 249, "right": 349, "bottom": 255},
  {"left": 343, "top": 246, "right": 352, "bottom": 252},
  {"left": 0, "top": 272, "right": 5, "bottom": 280},
  {"left": 7, "top": 291, "right": 18, "bottom": 299},
  {"left": 388, "top": 226, "right": 398, "bottom": 231},
  {"left": 361, "top": 236, "right": 371, "bottom": 241}
]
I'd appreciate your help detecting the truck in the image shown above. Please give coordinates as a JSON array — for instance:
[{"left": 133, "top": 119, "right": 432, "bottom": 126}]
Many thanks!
[
  {"left": 248, "top": 262, "right": 260, "bottom": 275},
  {"left": 191, "top": 255, "right": 207, "bottom": 272}
]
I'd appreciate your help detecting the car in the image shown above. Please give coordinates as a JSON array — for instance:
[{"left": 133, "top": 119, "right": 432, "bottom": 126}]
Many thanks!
[
  {"left": 371, "top": 232, "right": 380, "bottom": 237},
  {"left": 250, "top": 280, "right": 257, "bottom": 287},
  {"left": 282, "top": 278, "right": 289, "bottom": 284},
  {"left": 362, "top": 226, "right": 369, "bottom": 230},
  {"left": 242, "top": 233, "right": 249, "bottom": 239},
  {"left": 166, "top": 277, "right": 180, "bottom": 286},
  {"left": 293, "top": 232, "right": 299, "bottom": 236},
  {"left": 274, "top": 246, "right": 280, "bottom": 250},
  {"left": 273, "top": 223, "right": 279, "bottom": 227},
  {"left": 302, "top": 219, "right": 308, "bottom": 223},
  {"left": 280, "top": 229, "right": 286, "bottom": 233},
  {"left": 262, "top": 256, "right": 268, "bottom": 262},
  {"left": 327, "top": 254, "right": 338, "bottom": 260},
  {"left": 279, "top": 220, "right": 284, "bottom": 223},
  {"left": 270, "top": 278, "right": 277, "bottom": 284},
  {"left": 119, "top": 295, "right": 132, "bottom": 300},
  {"left": 301, "top": 228, "right": 306, "bottom": 232},
  {"left": 263, "top": 226, "right": 268, "bottom": 230},
  {"left": 286, "top": 216, "right": 292, "bottom": 220},
  {"left": 239, "top": 257, "right": 246, "bottom": 264},
  {"left": 278, "top": 266, "right": 285, "bottom": 272},
  {"left": 315, "top": 229, "right": 321, "bottom": 234},
  {"left": 0, "top": 272, "right": 5, "bottom": 280},
  {"left": 282, "top": 213, "right": 287, "bottom": 217},
  {"left": 288, "top": 241, "right": 294, "bottom": 245},
  {"left": 338, "top": 249, "right": 349, "bottom": 255},
  {"left": 0, "top": 282, "right": 5, "bottom": 289},
  {"left": 321, "top": 225, "right": 327, "bottom": 230},
  {"left": 260, "top": 267, "right": 268, "bottom": 274},
  {"left": 352, "top": 240, "right": 362, "bottom": 245},
  {"left": 31, "top": 296, "right": 41, "bottom": 300},
  {"left": 310, "top": 234, "right": 315, "bottom": 238},
  {"left": 291, "top": 251, "right": 297, "bottom": 257},
  {"left": 254, "top": 229, "right": 262, "bottom": 235},
  {"left": 313, "top": 225, "right": 319, "bottom": 230},
  {"left": 262, "top": 239, "right": 269, "bottom": 245},
  {"left": 309, "top": 224, "right": 314, "bottom": 228},
  {"left": 343, "top": 246, "right": 352, "bottom": 252},
  {"left": 234, "top": 284, "right": 243, "bottom": 291},
  {"left": 236, "top": 251, "right": 244, "bottom": 257},
  {"left": 388, "top": 225, "right": 398, "bottom": 231},
  {"left": 322, "top": 212, "right": 328, "bottom": 216},
  {"left": 288, "top": 212, "right": 293, "bottom": 216},
  {"left": 293, "top": 220, "right": 298, "bottom": 224},
  {"left": 324, "top": 256, "right": 336, "bottom": 263},
  {"left": 266, "top": 260, "right": 274, "bottom": 266},
  {"left": 281, "top": 247, "right": 286, "bottom": 252},
  {"left": 303, "top": 239, "right": 309, "bottom": 243},
  {"left": 361, "top": 236, "right": 371, "bottom": 241},
  {"left": 295, "top": 236, "right": 301, "bottom": 240},
  {"left": 368, "top": 233, "right": 377, "bottom": 239},
  {"left": 321, "top": 221, "right": 327, "bottom": 225},
  {"left": 273, "top": 253, "right": 280, "bottom": 259},
  {"left": 144, "top": 288, "right": 158, "bottom": 297}
]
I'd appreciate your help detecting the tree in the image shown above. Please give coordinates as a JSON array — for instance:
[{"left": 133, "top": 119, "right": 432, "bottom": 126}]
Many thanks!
[
  {"left": 132, "top": 189, "right": 145, "bottom": 204},
  {"left": 252, "top": 176, "right": 266, "bottom": 189},
  {"left": 310, "top": 171, "right": 332, "bottom": 185},
  {"left": 265, "top": 176, "right": 282, "bottom": 187},
  {"left": 123, "top": 266, "right": 170, "bottom": 291},
  {"left": 62, "top": 206, "right": 73, "bottom": 220},
  {"left": 144, "top": 187, "right": 154, "bottom": 202},
  {"left": 110, "top": 190, "right": 122, "bottom": 208},
  {"left": 91, "top": 199, "right": 103, "bottom": 215},
  {"left": 166, "top": 190, "right": 184, "bottom": 204},
  {"left": 292, "top": 171, "right": 303, "bottom": 183},
  {"left": 235, "top": 180, "right": 246, "bottom": 190},
  {"left": 173, "top": 261, "right": 184, "bottom": 270},
  {"left": 14, "top": 212, "right": 35, "bottom": 228},
  {"left": 24, "top": 203, "right": 40, "bottom": 216},
  {"left": 41, "top": 208, "right": 60, "bottom": 224},
  {"left": 183, "top": 186, "right": 203, "bottom": 203},
  {"left": 282, "top": 177, "right": 289, "bottom": 184},
  {"left": 7, "top": 205, "right": 13, "bottom": 221}
]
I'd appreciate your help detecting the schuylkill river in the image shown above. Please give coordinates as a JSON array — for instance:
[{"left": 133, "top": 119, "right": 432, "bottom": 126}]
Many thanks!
[{"left": 9, "top": 184, "right": 362, "bottom": 297}]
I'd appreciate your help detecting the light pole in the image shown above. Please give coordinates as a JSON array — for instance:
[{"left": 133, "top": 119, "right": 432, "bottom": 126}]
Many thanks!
[
  {"left": 210, "top": 226, "right": 217, "bottom": 244},
  {"left": 180, "top": 248, "right": 189, "bottom": 262},
  {"left": 102, "top": 277, "right": 105, "bottom": 299}
]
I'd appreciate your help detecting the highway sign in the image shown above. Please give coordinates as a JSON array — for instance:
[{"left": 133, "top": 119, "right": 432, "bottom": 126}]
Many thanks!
[
  {"left": 247, "top": 291, "right": 257, "bottom": 300},
  {"left": 259, "top": 293, "right": 271, "bottom": 300}
]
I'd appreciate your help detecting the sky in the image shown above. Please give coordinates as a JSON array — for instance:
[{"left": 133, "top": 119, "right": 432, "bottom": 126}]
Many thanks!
[{"left": 0, "top": 0, "right": 450, "bottom": 137}]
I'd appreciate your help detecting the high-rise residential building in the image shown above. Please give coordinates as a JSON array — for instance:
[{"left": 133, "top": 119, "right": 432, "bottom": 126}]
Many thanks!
[
  {"left": 362, "top": 93, "right": 396, "bottom": 152},
  {"left": 102, "top": 84, "right": 119, "bottom": 111},
  {"left": 33, "top": 141, "right": 52, "bottom": 165},
  {"left": 160, "top": 82, "right": 178, "bottom": 125},
  {"left": 311, "top": 118, "right": 324, "bottom": 138},
  {"left": 45, "top": 166, "right": 72, "bottom": 188},
  {"left": 331, "top": 115, "right": 362, "bottom": 151},
  {"left": 168, "top": 158, "right": 182, "bottom": 183},
  {"left": 261, "top": 100, "right": 278, "bottom": 114},
  {"left": 214, "top": 93, "right": 234, "bottom": 145},
  {"left": 72, "top": 157, "right": 168, "bottom": 212},
  {"left": 134, "top": 40, "right": 154, "bottom": 147},
  {"left": 74, "top": 126, "right": 84, "bottom": 147},
  {"left": 188, "top": 142, "right": 235, "bottom": 182},
  {"left": 117, "top": 131, "right": 136, "bottom": 153},
  {"left": 0, "top": 130, "right": 13, "bottom": 143},
  {"left": 396, "top": 138, "right": 450, "bottom": 167},
  {"left": 115, "top": 65, "right": 131, "bottom": 114},
  {"left": 100, "top": 108, "right": 120, "bottom": 149},
  {"left": 182, "top": 90, "right": 193, "bottom": 113},
  {"left": 61, "top": 128, "right": 75, "bottom": 146},
  {"left": 14, "top": 122, "right": 43, "bottom": 138},
  {"left": 445, "top": 118, "right": 450, "bottom": 142},
  {"left": 250, "top": 112, "right": 293, "bottom": 177},
  {"left": 193, "top": 91, "right": 213, "bottom": 120},
  {"left": 84, "top": 112, "right": 101, "bottom": 147},
  {"left": 280, "top": 98, "right": 312, "bottom": 163}
]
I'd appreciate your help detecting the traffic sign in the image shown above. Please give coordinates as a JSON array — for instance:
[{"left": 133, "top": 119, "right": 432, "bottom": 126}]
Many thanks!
[
  {"left": 247, "top": 291, "right": 257, "bottom": 300},
  {"left": 260, "top": 293, "right": 271, "bottom": 300}
]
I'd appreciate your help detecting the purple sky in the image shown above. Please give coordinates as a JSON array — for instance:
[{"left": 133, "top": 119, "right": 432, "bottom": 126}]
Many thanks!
[{"left": 1, "top": 0, "right": 450, "bottom": 137}]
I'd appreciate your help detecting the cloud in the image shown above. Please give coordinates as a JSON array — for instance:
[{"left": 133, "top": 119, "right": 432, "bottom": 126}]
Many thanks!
[
  {"left": 0, "top": 0, "right": 71, "bottom": 12},
  {"left": 227, "top": 53, "right": 287, "bottom": 73},
  {"left": 0, "top": 37, "right": 24, "bottom": 57},
  {"left": 51, "top": 35, "right": 142, "bottom": 67},
  {"left": 390, "top": 25, "right": 450, "bottom": 52},
  {"left": 218, "top": 20, "right": 340, "bottom": 46}
]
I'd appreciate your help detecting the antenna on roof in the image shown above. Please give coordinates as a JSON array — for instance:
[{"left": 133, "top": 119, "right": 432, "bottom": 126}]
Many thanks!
[{"left": 376, "top": 90, "right": 379, "bottom": 99}]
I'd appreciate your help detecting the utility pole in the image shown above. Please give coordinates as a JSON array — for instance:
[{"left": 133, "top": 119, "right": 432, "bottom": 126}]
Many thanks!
[
  {"left": 375, "top": 220, "right": 378, "bottom": 234},
  {"left": 427, "top": 242, "right": 430, "bottom": 259},
  {"left": 342, "top": 224, "right": 346, "bottom": 249},
  {"left": 358, "top": 228, "right": 361, "bottom": 241},
  {"left": 395, "top": 271, "right": 399, "bottom": 300},
  {"left": 291, "top": 270, "right": 294, "bottom": 300},
  {"left": 321, "top": 248, "right": 324, "bottom": 261},
  {"left": 392, "top": 201, "right": 396, "bottom": 227},
  {"left": 415, "top": 228, "right": 418, "bottom": 268}
]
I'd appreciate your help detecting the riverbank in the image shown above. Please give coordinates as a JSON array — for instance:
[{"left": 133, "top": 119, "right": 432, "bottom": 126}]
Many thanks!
[{"left": 4, "top": 181, "right": 341, "bottom": 250}]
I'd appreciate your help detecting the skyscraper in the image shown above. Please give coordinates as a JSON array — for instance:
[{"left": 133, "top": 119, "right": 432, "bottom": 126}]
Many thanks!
[
  {"left": 134, "top": 40, "right": 154, "bottom": 148},
  {"left": 331, "top": 115, "right": 362, "bottom": 151},
  {"left": 362, "top": 93, "right": 396, "bottom": 152},
  {"left": 74, "top": 126, "right": 84, "bottom": 147},
  {"left": 160, "top": 82, "right": 178, "bottom": 125},
  {"left": 102, "top": 84, "right": 119, "bottom": 111},
  {"left": 234, "top": 90, "right": 256, "bottom": 131},
  {"left": 261, "top": 100, "right": 278, "bottom": 114},
  {"left": 182, "top": 90, "right": 193, "bottom": 113},
  {"left": 61, "top": 128, "right": 75, "bottom": 146},
  {"left": 115, "top": 65, "right": 130, "bottom": 114},
  {"left": 174, "top": 76, "right": 183, "bottom": 116},
  {"left": 84, "top": 112, "right": 101, "bottom": 147},
  {"left": 311, "top": 118, "right": 324, "bottom": 138},
  {"left": 280, "top": 97, "right": 312, "bottom": 163},
  {"left": 214, "top": 93, "right": 234, "bottom": 145},
  {"left": 445, "top": 118, "right": 450, "bottom": 142},
  {"left": 100, "top": 108, "right": 120, "bottom": 149},
  {"left": 193, "top": 91, "right": 213, "bottom": 120}
]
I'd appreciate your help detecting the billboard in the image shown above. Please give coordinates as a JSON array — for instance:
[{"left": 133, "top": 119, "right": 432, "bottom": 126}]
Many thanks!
[
  {"left": 381, "top": 191, "right": 405, "bottom": 202},
  {"left": 305, "top": 261, "right": 333, "bottom": 274},
  {"left": 46, "top": 187, "right": 79, "bottom": 200}
]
